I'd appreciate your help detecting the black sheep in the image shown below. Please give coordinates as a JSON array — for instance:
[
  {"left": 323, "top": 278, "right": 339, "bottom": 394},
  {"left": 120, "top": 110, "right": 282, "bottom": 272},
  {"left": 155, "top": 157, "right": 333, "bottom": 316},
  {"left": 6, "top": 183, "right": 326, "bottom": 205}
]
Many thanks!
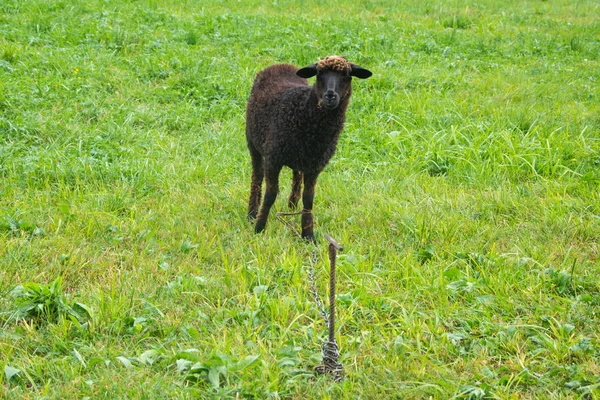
[{"left": 245, "top": 56, "right": 372, "bottom": 241}]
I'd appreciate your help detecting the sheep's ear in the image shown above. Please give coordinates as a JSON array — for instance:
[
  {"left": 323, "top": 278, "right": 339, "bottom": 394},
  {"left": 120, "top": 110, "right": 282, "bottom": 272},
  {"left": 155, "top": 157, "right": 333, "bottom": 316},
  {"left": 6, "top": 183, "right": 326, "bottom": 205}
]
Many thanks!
[
  {"left": 350, "top": 64, "right": 373, "bottom": 79},
  {"left": 296, "top": 64, "right": 318, "bottom": 78}
]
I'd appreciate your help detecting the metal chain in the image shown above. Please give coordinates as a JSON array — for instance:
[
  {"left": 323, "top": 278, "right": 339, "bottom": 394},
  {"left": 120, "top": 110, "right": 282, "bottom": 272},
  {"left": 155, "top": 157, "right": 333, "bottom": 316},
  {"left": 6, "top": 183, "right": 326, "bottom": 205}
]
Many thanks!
[
  {"left": 307, "top": 249, "right": 329, "bottom": 325},
  {"left": 275, "top": 212, "right": 344, "bottom": 381},
  {"left": 320, "top": 234, "right": 344, "bottom": 381},
  {"left": 275, "top": 211, "right": 329, "bottom": 327},
  {"left": 276, "top": 212, "right": 329, "bottom": 325},
  {"left": 316, "top": 341, "right": 344, "bottom": 382}
]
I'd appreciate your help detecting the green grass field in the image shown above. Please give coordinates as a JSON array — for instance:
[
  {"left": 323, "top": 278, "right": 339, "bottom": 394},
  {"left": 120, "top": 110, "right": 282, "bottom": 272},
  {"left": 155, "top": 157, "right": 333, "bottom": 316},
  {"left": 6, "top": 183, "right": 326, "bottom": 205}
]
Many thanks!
[{"left": 1, "top": 0, "right": 600, "bottom": 398}]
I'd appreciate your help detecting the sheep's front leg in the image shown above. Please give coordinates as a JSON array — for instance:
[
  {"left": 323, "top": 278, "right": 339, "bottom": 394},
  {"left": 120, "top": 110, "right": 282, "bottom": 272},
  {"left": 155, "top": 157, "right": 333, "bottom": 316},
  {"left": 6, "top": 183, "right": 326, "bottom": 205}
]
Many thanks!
[
  {"left": 288, "top": 170, "right": 303, "bottom": 209},
  {"left": 301, "top": 172, "right": 318, "bottom": 241},
  {"left": 255, "top": 165, "right": 282, "bottom": 234}
]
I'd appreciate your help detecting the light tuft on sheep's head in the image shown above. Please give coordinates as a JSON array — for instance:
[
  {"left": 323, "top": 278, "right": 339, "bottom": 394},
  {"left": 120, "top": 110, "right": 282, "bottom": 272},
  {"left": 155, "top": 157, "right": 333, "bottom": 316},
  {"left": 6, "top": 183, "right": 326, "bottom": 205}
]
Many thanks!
[{"left": 316, "top": 56, "right": 350, "bottom": 72}]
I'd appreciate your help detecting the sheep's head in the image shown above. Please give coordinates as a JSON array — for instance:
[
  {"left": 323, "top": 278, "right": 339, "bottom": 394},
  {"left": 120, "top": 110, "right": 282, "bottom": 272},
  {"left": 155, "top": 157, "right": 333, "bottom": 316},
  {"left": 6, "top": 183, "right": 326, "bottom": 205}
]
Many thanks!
[{"left": 296, "top": 56, "right": 372, "bottom": 110}]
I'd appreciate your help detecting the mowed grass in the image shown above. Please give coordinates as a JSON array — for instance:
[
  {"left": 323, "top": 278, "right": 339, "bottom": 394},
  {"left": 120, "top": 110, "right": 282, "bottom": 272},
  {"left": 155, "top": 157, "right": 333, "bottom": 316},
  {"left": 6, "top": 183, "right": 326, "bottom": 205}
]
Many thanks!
[{"left": 1, "top": 0, "right": 600, "bottom": 398}]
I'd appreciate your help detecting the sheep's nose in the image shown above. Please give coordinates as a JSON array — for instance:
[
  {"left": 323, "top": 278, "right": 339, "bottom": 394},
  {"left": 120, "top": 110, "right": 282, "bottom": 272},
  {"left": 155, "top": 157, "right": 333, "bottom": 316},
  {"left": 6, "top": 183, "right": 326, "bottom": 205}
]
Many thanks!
[{"left": 324, "top": 91, "right": 337, "bottom": 100}]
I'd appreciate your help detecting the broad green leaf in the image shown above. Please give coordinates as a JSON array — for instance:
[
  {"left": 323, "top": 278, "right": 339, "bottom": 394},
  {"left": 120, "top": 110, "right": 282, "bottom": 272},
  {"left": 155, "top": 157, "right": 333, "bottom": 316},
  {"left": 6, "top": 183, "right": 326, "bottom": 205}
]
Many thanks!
[
  {"left": 72, "top": 302, "right": 92, "bottom": 319},
  {"left": 189, "top": 362, "right": 206, "bottom": 372},
  {"left": 176, "top": 359, "right": 193, "bottom": 374},
  {"left": 207, "top": 367, "right": 220, "bottom": 388},
  {"left": 139, "top": 350, "right": 159, "bottom": 365},
  {"left": 116, "top": 356, "right": 133, "bottom": 369},
  {"left": 235, "top": 355, "right": 260, "bottom": 370},
  {"left": 4, "top": 365, "right": 20, "bottom": 381}
]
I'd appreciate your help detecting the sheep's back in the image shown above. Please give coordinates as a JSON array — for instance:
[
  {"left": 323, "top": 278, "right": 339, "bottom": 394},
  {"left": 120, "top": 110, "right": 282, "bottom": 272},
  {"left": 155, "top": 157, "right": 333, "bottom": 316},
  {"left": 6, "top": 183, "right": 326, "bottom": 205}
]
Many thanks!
[
  {"left": 250, "top": 64, "right": 308, "bottom": 98},
  {"left": 246, "top": 64, "right": 309, "bottom": 153}
]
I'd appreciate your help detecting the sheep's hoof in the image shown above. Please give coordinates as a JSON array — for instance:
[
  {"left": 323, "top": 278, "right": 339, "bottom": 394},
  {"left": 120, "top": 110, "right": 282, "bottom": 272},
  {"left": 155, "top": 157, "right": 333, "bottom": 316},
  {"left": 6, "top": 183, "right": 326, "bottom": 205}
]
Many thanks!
[
  {"left": 254, "top": 223, "right": 266, "bottom": 234},
  {"left": 248, "top": 211, "right": 257, "bottom": 221},
  {"left": 301, "top": 232, "right": 316, "bottom": 242}
]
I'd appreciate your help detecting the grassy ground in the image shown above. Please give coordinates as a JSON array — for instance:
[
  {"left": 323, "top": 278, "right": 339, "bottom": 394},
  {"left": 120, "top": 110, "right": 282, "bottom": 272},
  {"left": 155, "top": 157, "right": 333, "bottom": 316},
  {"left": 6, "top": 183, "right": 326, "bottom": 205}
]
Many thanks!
[{"left": 1, "top": 0, "right": 600, "bottom": 398}]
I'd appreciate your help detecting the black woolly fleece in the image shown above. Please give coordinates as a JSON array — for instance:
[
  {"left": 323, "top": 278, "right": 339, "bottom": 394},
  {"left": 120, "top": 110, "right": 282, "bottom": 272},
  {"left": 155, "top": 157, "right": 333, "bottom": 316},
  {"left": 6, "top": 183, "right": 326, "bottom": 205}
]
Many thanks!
[{"left": 245, "top": 63, "right": 350, "bottom": 175}]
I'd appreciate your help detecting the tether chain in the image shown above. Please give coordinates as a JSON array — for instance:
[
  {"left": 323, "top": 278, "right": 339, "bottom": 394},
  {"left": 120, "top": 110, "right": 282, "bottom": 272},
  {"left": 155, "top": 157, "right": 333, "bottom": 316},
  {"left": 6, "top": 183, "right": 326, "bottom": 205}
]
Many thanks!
[
  {"left": 275, "top": 212, "right": 344, "bottom": 381},
  {"left": 307, "top": 250, "right": 329, "bottom": 325}
]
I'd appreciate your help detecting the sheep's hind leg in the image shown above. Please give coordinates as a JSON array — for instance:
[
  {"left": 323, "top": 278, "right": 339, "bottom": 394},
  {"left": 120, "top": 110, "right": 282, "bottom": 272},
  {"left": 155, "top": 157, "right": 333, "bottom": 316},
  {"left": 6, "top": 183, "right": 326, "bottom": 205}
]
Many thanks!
[
  {"left": 288, "top": 170, "right": 303, "bottom": 209},
  {"left": 255, "top": 165, "right": 282, "bottom": 234},
  {"left": 301, "top": 172, "right": 318, "bottom": 241},
  {"left": 247, "top": 145, "right": 264, "bottom": 220}
]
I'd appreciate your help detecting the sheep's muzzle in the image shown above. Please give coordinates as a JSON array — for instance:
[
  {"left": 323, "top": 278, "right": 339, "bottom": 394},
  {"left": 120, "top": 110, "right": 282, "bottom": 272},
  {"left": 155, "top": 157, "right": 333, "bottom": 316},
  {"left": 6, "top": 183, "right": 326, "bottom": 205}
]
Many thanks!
[{"left": 322, "top": 91, "right": 340, "bottom": 109}]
